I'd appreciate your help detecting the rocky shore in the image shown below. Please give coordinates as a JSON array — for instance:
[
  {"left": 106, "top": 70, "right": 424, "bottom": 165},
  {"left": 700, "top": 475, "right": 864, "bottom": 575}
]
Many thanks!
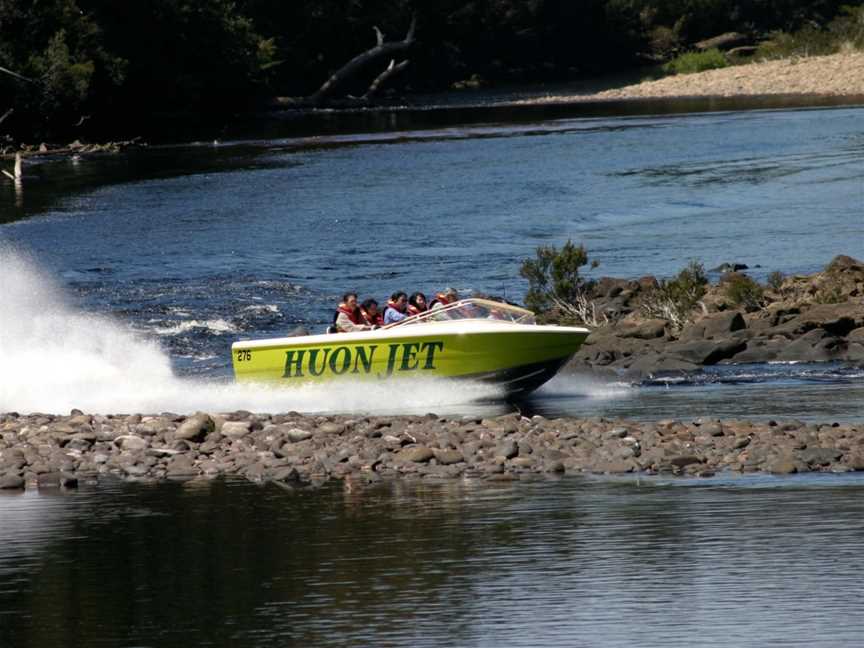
[
  {"left": 568, "top": 254, "right": 864, "bottom": 379},
  {"left": 2, "top": 409, "right": 863, "bottom": 492}
]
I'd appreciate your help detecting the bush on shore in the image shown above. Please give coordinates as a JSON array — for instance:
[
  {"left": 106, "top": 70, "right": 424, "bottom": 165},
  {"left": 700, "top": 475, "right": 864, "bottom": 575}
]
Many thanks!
[
  {"left": 724, "top": 274, "right": 764, "bottom": 311},
  {"left": 662, "top": 48, "right": 728, "bottom": 75},
  {"left": 519, "top": 240, "right": 602, "bottom": 325},
  {"left": 636, "top": 260, "right": 708, "bottom": 330}
]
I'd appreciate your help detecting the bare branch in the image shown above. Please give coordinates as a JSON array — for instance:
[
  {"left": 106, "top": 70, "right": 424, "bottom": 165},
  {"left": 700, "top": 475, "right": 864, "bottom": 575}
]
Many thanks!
[
  {"left": 3, "top": 152, "right": 22, "bottom": 183},
  {"left": 0, "top": 65, "right": 36, "bottom": 83},
  {"left": 0, "top": 108, "right": 12, "bottom": 127},
  {"left": 308, "top": 14, "right": 417, "bottom": 105},
  {"left": 362, "top": 59, "right": 410, "bottom": 100},
  {"left": 373, "top": 26, "right": 384, "bottom": 47}
]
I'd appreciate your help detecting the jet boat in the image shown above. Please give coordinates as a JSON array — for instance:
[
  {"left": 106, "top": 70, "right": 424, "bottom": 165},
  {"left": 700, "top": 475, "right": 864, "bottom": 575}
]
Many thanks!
[{"left": 231, "top": 298, "right": 589, "bottom": 396}]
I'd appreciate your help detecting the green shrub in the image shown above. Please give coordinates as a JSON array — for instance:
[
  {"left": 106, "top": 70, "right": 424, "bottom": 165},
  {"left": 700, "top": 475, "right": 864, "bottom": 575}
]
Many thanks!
[
  {"left": 767, "top": 271, "right": 785, "bottom": 292},
  {"left": 520, "top": 240, "right": 597, "bottom": 317},
  {"left": 638, "top": 260, "right": 708, "bottom": 329},
  {"left": 662, "top": 48, "right": 727, "bottom": 75},
  {"left": 725, "top": 274, "right": 764, "bottom": 311}
]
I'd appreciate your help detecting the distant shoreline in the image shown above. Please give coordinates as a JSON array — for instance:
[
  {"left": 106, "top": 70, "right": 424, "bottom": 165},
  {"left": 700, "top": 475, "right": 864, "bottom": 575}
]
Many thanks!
[
  {"left": 514, "top": 52, "right": 864, "bottom": 105},
  {"left": 4, "top": 53, "right": 864, "bottom": 161}
]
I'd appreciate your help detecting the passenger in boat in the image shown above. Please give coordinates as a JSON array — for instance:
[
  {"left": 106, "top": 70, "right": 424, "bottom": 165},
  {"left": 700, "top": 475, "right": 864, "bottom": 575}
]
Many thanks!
[
  {"left": 333, "top": 292, "right": 372, "bottom": 333},
  {"left": 360, "top": 298, "right": 384, "bottom": 328},
  {"left": 407, "top": 292, "right": 428, "bottom": 316},
  {"left": 383, "top": 291, "right": 408, "bottom": 324},
  {"left": 430, "top": 287, "right": 459, "bottom": 310}
]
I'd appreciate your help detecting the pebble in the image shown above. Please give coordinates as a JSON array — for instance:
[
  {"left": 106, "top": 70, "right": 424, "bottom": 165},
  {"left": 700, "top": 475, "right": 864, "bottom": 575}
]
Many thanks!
[{"left": 0, "top": 411, "right": 861, "bottom": 491}]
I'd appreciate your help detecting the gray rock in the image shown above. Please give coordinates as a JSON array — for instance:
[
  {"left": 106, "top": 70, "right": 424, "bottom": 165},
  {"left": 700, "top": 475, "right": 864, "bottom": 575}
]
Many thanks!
[
  {"left": 0, "top": 474, "right": 24, "bottom": 490},
  {"left": 286, "top": 428, "right": 313, "bottom": 443},
  {"left": 318, "top": 422, "right": 345, "bottom": 435},
  {"left": 433, "top": 449, "right": 464, "bottom": 465},
  {"left": 766, "top": 456, "right": 800, "bottom": 474},
  {"left": 221, "top": 421, "right": 252, "bottom": 440},
  {"left": 36, "top": 472, "right": 77, "bottom": 488},
  {"left": 494, "top": 440, "right": 518, "bottom": 460},
  {"left": 617, "top": 319, "right": 667, "bottom": 340},
  {"left": 271, "top": 466, "right": 301, "bottom": 483},
  {"left": 700, "top": 311, "right": 747, "bottom": 339},
  {"left": 174, "top": 414, "right": 214, "bottom": 442},
  {"left": 118, "top": 435, "right": 148, "bottom": 452},
  {"left": 669, "top": 455, "right": 702, "bottom": 469},
  {"left": 395, "top": 446, "right": 435, "bottom": 463},
  {"left": 667, "top": 338, "right": 747, "bottom": 365},
  {"left": 798, "top": 447, "right": 843, "bottom": 467},
  {"left": 166, "top": 455, "right": 197, "bottom": 476}
]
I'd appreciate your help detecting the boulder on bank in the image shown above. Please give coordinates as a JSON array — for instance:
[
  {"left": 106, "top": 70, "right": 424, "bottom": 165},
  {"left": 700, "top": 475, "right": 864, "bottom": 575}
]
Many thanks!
[{"left": 567, "top": 255, "right": 864, "bottom": 379}]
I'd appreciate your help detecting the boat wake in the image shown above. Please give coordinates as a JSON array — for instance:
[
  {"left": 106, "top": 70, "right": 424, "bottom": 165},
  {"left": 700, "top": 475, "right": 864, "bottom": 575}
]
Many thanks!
[{"left": 0, "top": 246, "right": 503, "bottom": 415}]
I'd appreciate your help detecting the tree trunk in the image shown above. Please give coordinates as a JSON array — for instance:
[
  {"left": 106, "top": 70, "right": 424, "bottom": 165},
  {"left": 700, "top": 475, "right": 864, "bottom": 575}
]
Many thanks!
[
  {"left": 307, "top": 16, "right": 416, "bottom": 105},
  {"left": 361, "top": 59, "right": 410, "bottom": 101}
]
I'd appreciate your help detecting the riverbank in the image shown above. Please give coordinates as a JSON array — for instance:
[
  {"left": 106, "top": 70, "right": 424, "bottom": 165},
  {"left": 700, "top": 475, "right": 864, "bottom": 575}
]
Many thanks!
[
  {"left": 2, "top": 409, "right": 863, "bottom": 491},
  {"left": 564, "top": 255, "right": 864, "bottom": 380},
  {"left": 517, "top": 51, "right": 864, "bottom": 104}
]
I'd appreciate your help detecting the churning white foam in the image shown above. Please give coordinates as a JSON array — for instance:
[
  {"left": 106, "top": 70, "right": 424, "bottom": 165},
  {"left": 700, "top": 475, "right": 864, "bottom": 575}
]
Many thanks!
[
  {"left": 0, "top": 246, "right": 502, "bottom": 415},
  {"left": 538, "top": 372, "right": 633, "bottom": 399},
  {"left": 152, "top": 318, "right": 238, "bottom": 336}
]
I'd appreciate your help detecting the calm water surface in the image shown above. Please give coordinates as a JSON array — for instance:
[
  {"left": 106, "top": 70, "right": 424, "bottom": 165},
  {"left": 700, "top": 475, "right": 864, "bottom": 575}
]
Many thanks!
[{"left": 2, "top": 476, "right": 864, "bottom": 648}]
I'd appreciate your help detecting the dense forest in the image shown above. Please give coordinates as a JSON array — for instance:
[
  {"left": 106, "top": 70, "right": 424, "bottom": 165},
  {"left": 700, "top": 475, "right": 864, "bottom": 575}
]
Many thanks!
[{"left": 0, "top": 0, "right": 859, "bottom": 138}]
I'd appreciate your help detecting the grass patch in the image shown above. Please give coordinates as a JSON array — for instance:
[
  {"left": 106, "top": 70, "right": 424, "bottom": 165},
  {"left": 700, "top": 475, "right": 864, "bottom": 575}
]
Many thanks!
[{"left": 662, "top": 48, "right": 727, "bottom": 75}]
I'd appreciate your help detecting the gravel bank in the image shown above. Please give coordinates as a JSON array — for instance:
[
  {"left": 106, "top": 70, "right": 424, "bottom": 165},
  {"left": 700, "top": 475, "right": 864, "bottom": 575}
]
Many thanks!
[
  {"left": 518, "top": 52, "right": 864, "bottom": 103},
  {"left": 2, "top": 410, "right": 863, "bottom": 491}
]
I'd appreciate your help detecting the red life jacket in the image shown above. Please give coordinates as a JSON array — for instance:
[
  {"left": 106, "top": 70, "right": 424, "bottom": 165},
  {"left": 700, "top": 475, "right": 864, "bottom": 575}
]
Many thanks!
[
  {"left": 335, "top": 304, "right": 360, "bottom": 325},
  {"left": 406, "top": 304, "right": 426, "bottom": 316},
  {"left": 430, "top": 293, "right": 452, "bottom": 308},
  {"left": 361, "top": 309, "right": 383, "bottom": 326}
]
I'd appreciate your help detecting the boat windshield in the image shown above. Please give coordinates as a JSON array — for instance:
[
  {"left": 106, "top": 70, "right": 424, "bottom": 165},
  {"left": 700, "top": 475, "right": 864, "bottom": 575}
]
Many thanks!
[{"left": 384, "top": 298, "right": 536, "bottom": 329}]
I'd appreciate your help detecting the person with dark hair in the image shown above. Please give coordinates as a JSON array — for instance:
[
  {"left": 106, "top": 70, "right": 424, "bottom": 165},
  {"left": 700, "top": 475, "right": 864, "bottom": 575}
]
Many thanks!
[
  {"left": 407, "top": 292, "right": 427, "bottom": 316},
  {"left": 360, "top": 298, "right": 384, "bottom": 327},
  {"left": 332, "top": 292, "right": 371, "bottom": 333},
  {"left": 383, "top": 291, "right": 408, "bottom": 325}
]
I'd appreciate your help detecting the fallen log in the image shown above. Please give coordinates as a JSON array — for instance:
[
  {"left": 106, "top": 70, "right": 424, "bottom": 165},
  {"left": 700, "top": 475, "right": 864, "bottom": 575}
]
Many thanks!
[
  {"left": 694, "top": 32, "right": 750, "bottom": 51},
  {"left": 0, "top": 137, "right": 143, "bottom": 161}
]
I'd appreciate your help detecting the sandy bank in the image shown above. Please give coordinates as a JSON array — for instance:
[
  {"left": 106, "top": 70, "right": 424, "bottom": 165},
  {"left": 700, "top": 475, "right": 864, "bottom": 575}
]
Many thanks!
[{"left": 518, "top": 52, "right": 864, "bottom": 104}]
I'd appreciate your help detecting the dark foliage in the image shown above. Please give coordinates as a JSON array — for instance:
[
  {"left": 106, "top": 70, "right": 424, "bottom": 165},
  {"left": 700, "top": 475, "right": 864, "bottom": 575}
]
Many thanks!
[{"left": 0, "top": 0, "right": 856, "bottom": 138}]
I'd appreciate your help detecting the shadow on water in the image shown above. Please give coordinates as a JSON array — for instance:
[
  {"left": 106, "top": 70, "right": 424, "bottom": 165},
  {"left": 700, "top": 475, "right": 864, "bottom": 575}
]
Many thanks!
[{"left": 4, "top": 475, "right": 864, "bottom": 647}]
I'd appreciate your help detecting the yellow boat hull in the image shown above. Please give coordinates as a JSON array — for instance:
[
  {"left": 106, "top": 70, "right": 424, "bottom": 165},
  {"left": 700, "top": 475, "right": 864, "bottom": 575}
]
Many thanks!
[{"left": 232, "top": 325, "right": 588, "bottom": 396}]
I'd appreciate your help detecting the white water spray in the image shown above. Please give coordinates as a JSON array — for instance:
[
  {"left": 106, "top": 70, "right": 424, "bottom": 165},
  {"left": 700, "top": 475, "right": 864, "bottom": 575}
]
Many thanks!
[{"left": 0, "top": 246, "right": 503, "bottom": 415}]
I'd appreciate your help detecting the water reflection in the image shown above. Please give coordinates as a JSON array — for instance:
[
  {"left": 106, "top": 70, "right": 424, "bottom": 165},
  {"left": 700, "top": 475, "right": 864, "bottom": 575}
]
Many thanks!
[{"left": 3, "top": 477, "right": 864, "bottom": 647}]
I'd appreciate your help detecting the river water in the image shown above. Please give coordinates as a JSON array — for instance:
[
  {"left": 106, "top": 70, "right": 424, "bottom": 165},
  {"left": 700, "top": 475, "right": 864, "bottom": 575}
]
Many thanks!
[
  {"left": 3, "top": 475, "right": 864, "bottom": 648},
  {"left": 1, "top": 103, "right": 863, "bottom": 417},
  {"left": 2, "top": 102, "right": 864, "bottom": 646}
]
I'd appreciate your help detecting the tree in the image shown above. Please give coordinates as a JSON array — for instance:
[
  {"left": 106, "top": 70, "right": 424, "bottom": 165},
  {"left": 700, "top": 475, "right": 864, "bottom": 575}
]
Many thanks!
[{"left": 520, "top": 240, "right": 597, "bottom": 315}]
